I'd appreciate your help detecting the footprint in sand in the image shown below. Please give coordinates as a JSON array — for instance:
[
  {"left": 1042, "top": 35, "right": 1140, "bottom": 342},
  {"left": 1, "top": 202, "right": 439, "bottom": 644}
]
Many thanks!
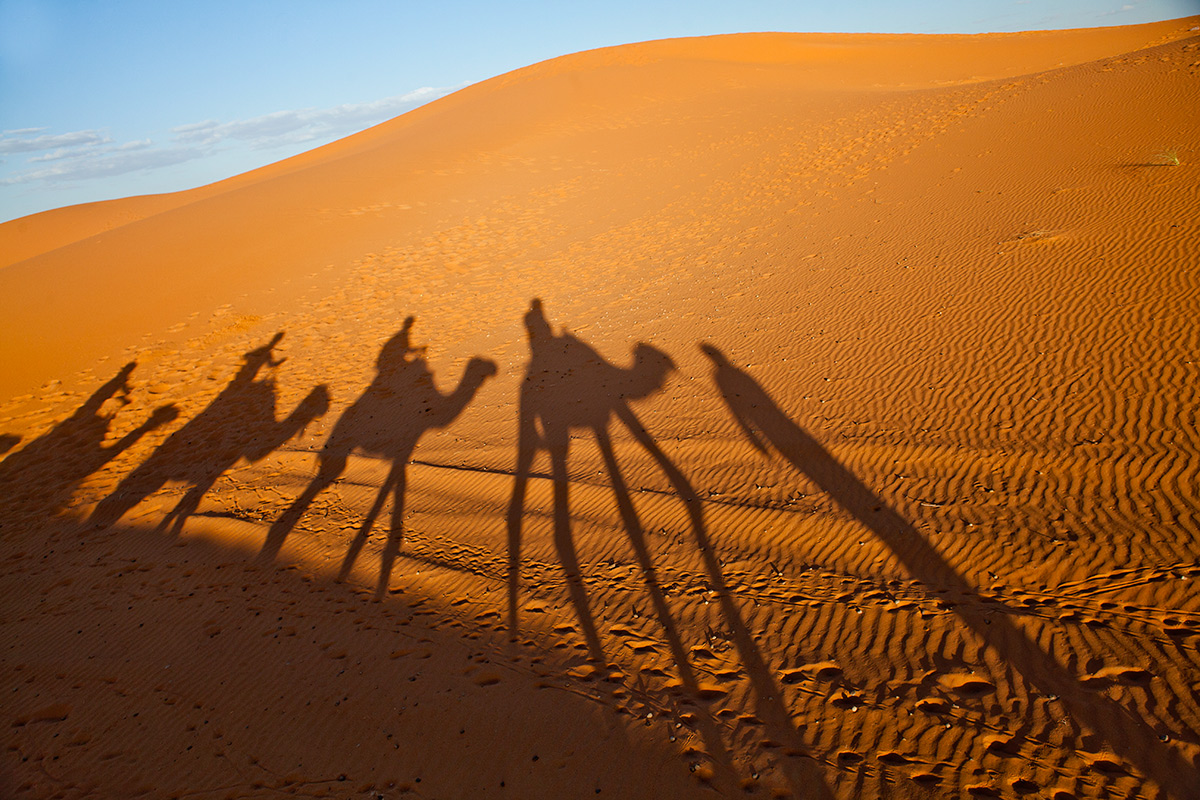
[
  {"left": 937, "top": 672, "right": 995, "bottom": 697},
  {"left": 1080, "top": 665, "right": 1153, "bottom": 688},
  {"left": 1011, "top": 778, "right": 1039, "bottom": 794},
  {"left": 664, "top": 678, "right": 728, "bottom": 700},
  {"left": 780, "top": 660, "right": 843, "bottom": 684},
  {"left": 877, "top": 751, "right": 914, "bottom": 765},
  {"left": 830, "top": 689, "right": 865, "bottom": 708},
  {"left": 914, "top": 697, "right": 951, "bottom": 715},
  {"left": 983, "top": 734, "right": 1018, "bottom": 754},
  {"left": 1086, "top": 754, "right": 1129, "bottom": 775}
]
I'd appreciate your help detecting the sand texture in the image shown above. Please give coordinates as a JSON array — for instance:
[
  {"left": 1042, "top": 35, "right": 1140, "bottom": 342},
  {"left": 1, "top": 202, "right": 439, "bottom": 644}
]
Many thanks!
[{"left": 3, "top": 17, "right": 1200, "bottom": 800}]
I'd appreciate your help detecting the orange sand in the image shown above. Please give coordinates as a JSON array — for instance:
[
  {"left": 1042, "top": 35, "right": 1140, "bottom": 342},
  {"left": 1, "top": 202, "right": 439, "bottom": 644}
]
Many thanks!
[{"left": 3, "top": 17, "right": 1200, "bottom": 800}]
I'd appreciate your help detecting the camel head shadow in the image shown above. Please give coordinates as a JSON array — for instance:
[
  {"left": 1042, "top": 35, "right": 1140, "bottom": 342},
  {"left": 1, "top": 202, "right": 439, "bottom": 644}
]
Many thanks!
[
  {"left": 260, "top": 317, "right": 495, "bottom": 600},
  {"left": 521, "top": 297, "right": 674, "bottom": 436}
]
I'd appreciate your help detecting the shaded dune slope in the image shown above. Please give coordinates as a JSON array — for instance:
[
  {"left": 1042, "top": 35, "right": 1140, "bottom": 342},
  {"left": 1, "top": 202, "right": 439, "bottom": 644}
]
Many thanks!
[{"left": 3, "top": 17, "right": 1200, "bottom": 800}]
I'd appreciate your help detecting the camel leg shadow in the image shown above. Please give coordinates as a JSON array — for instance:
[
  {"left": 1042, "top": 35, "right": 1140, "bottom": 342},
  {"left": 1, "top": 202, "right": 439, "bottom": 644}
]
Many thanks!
[
  {"left": 337, "top": 461, "right": 401, "bottom": 583},
  {"left": 616, "top": 405, "right": 835, "bottom": 800},
  {"left": 594, "top": 424, "right": 744, "bottom": 793},
  {"left": 506, "top": 411, "right": 538, "bottom": 638},
  {"left": 373, "top": 463, "right": 408, "bottom": 601},
  {"left": 548, "top": 431, "right": 605, "bottom": 661},
  {"left": 259, "top": 455, "right": 346, "bottom": 563},
  {"left": 156, "top": 475, "right": 219, "bottom": 536}
]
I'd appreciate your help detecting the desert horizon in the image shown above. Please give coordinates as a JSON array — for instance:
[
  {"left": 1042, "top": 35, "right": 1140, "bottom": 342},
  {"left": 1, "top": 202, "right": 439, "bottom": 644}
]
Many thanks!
[{"left": 3, "top": 13, "right": 1199, "bottom": 800}]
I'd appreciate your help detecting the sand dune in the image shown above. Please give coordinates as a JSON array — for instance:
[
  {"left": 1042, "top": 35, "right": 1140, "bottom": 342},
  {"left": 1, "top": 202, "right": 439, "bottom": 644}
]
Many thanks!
[{"left": 3, "top": 16, "right": 1200, "bottom": 800}]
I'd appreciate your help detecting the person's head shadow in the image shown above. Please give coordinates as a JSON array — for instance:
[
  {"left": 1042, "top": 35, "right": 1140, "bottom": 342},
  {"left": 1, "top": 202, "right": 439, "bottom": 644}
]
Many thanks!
[
  {"left": 260, "top": 316, "right": 496, "bottom": 601},
  {"left": 506, "top": 300, "right": 832, "bottom": 797},
  {"left": 699, "top": 341, "right": 1199, "bottom": 798},
  {"left": 509, "top": 298, "right": 676, "bottom": 655},
  {"left": 0, "top": 362, "right": 178, "bottom": 526},
  {"left": 89, "top": 333, "right": 329, "bottom": 534}
]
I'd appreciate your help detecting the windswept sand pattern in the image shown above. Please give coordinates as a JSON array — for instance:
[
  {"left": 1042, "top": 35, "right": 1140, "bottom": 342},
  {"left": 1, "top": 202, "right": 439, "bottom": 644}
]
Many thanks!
[{"left": 4, "top": 17, "right": 1200, "bottom": 800}]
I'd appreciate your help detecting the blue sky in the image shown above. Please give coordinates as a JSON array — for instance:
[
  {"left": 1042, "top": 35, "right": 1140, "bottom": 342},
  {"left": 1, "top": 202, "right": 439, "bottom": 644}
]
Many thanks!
[{"left": 1, "top": 0, "right": 1196, "bottom": 223}]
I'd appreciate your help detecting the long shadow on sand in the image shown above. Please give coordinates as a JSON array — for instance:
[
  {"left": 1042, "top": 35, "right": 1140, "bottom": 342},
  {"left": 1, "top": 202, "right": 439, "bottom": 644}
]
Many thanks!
[
  {"left": 506, "top": 299, "right": 833, "bottom": 799},
  {"left": 259, "top": 316, "right": 496, "bottom": 599},
  {"left": 700, "top": 343, "right": 1198, "bottom": 799},
  {"left": 90, "top": 334, "right": 329, "bottom": 534},
  {"left": 0, "top": 362, "right": 178, "bottom": 528}
]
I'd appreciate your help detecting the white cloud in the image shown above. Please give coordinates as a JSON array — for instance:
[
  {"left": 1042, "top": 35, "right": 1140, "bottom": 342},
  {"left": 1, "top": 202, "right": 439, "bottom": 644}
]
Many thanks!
[
  {"left": 28, "top": 139, "right": 152, "bottom": 163},
  {"left": 1, "top": 85, "right": 458, "bottom": 191},
  {"left": 170, "top": 86, "right": 453, "bottom": 150},
  {"left": 0, "top": 129, "right": 110, "bottom": 154},
  {"left": 1097, "top": 0, "right": 1146, "bottom": 15},
  {"left": 1, "top": 146, "right": 205, "bottom": 185}
]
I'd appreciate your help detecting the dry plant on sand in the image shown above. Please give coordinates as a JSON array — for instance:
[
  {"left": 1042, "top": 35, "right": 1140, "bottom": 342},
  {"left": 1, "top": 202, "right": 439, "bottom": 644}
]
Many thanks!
[{"left": 1154, "top": 147, "right": 1181, "bottom": 165}]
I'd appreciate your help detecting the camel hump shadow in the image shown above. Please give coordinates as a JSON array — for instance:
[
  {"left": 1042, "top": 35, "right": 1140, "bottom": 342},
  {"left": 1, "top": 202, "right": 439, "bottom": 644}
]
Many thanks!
[
  {"left": 506, "top": 306, "right": 834, "bottom": 797},
  {"left": 508, "top": 298, "right": 677, "bottom": 659},
  {"left": 520, "top": 298, "right": 674, "bottom": 437},
  {"left": 259, "top": 316, "right": 495, "bottom": 600},
  {"left": 90, "top": 333, "right": 329, "bottom": 534},
  {"left": 323, "top": 317, "right": 496, "bottom": 464},
  {"left": 1, "top": 361, "right": 178, "bottom": 522}
]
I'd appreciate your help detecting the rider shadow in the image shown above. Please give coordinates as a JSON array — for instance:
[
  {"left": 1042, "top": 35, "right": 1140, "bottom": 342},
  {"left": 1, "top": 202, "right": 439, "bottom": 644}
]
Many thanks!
[
  {"left": 90, "top": 334, "right": 329, "bottom": 535},
  {"left": 0, "top": 362, "right": 178, "bottom": 527},
  {"left": 259, "top": 316, "right": 496, "bottom": 600},
  {"left": 699, "top": 342, "right": 1198, "bottom": 798},
  {"left": 506, "top": 299, "right": 832, "bottom": 799}
]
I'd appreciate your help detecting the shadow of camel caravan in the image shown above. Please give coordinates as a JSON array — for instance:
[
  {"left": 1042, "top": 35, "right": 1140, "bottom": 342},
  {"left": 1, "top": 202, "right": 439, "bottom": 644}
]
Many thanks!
[
  {"left": 0, "top": 362, "right": 177, "bottom": 529},
  {"left": 89, "top": 334, "right": 329, "bottom": 534},
  {"left": 505, "top": 300, "right": 834, "bottom": 799},
  {"left": 699, "top": 341, "right": 1199, "bottom": 799},
  {"left": 506, "top": 298, "right": 674, "bottom": 659},
  {"left": 259, "top": 316, "right": 496, "bottom": 599}
]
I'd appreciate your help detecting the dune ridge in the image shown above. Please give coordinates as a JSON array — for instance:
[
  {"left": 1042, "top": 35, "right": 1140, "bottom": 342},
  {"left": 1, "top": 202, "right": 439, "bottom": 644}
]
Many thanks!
[{"left": 3, "top": 16, "right": 1200, "bottom": 800}]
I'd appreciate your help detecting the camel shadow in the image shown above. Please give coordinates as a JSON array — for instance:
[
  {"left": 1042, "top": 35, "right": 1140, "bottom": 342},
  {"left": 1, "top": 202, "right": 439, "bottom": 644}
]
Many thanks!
[
  {"left": 90, "top": 334, "right": 329, "bottom": 534},
  {"left": 700, "top": 342, "right": 1198, "bottom": 799},
  {"left": 506, "top": 299, "right": 833, "bottom": 798},
  {"left": 259, "top": 316, "right": 495, "bottom": 600},
  {"left": 0, "top": 362, "right": 177, "bottom": 528}
]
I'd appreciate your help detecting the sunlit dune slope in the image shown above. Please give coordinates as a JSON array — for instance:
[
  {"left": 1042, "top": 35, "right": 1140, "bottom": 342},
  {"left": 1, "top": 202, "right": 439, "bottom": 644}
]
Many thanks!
[
  {"left": 1, "top": 19, "right": 1186, "bottom": 276},
  {"left": 3, "top": 16, "right": 1200, "bottom": 800},
  {"left": 0, "top": 17, "right": 1195, "bottom": 398}
]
